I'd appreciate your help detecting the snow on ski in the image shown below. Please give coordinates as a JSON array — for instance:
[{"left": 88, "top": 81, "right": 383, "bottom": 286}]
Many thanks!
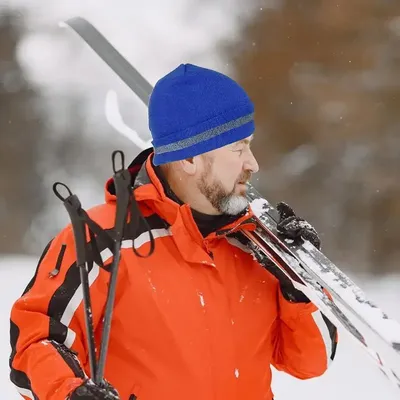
[{"left": 60, "top": 16, "right": 400, "bottom": 390}]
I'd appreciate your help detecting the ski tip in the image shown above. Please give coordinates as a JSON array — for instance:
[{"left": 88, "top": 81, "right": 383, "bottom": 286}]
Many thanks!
[{"left": 59, "top": 17, "right": 88, "bottom": 29}]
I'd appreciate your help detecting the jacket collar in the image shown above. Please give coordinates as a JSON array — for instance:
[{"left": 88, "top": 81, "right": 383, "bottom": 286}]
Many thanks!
[{"left": 104, "top": 149, "right": 256, "bottom": 263}]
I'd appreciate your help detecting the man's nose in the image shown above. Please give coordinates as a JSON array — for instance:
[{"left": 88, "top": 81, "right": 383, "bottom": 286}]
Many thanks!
[{"left": 245, "top": 150, "right": 259, "bottom": 174}]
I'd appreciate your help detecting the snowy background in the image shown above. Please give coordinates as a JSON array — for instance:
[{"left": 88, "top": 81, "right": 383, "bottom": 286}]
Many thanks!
[{"left": 1, "top": 0, "right": 400, "bottom": 399}]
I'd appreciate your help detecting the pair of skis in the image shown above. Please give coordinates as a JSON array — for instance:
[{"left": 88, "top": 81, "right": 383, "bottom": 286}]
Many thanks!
[{"left": 60, "top": 17, "right": 400, "bottom": 391}]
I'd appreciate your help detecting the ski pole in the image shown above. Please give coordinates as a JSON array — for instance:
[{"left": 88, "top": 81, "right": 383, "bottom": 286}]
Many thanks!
[
  {"left": 52, "top": 182, "right": 98, "bottom": 382},
  {"left": 95, "top": 151, "right": 132, "bottom": 384}
]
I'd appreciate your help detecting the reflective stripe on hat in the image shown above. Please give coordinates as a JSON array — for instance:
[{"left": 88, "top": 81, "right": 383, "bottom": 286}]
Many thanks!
[{"left": 155, "top": 112, "right": 254, "bottom": 155}]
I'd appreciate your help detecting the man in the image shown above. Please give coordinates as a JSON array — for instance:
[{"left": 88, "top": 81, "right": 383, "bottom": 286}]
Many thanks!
[{"left": 10, "top": 63, "right": 337, "bottom": 400}]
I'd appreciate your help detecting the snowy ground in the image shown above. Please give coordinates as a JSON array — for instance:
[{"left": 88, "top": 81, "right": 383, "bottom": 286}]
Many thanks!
[{"left": 1, "top": 255, "right": 399, "bottom": 399}]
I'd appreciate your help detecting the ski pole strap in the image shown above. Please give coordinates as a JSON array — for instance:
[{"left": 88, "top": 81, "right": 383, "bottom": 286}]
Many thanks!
[
  {"left": 112, "top": 150, "right": 132, "bottom": 242},
  {"left": 128, "top": 196, "right": 155, "bottom": 258},
  {"left": 111, "top": 150, "right": 155, "bottom": 258},
  {"left": 53, "top": 183, "right": 88, "bottom": 267},
  {"left": 81, "top": 209, "right": 114, "bottom": 259},
  {"left": 53, "top": 182, "right": 115, "bottom": 266}
]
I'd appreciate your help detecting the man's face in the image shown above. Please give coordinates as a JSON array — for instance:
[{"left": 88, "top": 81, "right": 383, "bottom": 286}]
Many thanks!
[{"left": 196, "top": 135, "right": 259, "bottom": 215}]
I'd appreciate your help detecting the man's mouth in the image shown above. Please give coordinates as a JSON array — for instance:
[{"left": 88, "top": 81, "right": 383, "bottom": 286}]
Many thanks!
[{"left": 237, "top": 172, "right": 251, "bottom": 185}]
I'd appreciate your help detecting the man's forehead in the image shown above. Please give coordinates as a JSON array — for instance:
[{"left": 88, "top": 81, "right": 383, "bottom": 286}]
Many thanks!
[{"left": 234, "top": 135, "right": 254, "bottom": 145}]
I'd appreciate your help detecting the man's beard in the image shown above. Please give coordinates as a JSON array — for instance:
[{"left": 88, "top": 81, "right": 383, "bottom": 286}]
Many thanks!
[{"left": 197, "top": 168, "right": 251, "bottom": 216}]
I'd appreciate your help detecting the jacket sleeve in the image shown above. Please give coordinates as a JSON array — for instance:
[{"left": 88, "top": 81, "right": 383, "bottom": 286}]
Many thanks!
[
  {"left": 9, "top": 225, "right": 111, "bottom": 400},
  {"left": 271, "top": 288, "right": 338, "bottom": 379}
]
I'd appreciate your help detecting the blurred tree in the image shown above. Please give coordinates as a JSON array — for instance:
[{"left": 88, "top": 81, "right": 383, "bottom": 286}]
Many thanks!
[
  {"left": 226, "top": 0, "right": 400, "bottom": 273},
  {"left": 0, "top": 8, "right": 141, "bottom": 256},
  {"left": 0, "top": 10, "right": 47, "bottom": 255},
  {"left": 0, "top": 8, "right": 128, "bottom": 255}
]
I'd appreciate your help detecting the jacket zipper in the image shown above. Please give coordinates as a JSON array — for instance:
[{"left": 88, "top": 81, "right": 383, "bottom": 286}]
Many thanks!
[{"left": 49, "top": 244, "right": 67, "bottom": 278}]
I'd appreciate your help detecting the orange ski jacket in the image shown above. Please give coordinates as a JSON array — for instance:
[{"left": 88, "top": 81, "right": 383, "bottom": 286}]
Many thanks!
[{"left": 10, "top": 151, "right": 336, "bottom": 400}]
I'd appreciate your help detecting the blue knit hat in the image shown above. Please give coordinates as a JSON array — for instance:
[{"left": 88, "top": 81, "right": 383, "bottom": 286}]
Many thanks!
[{"left": 149, "top": 63, "right": 255, "bottom": 165}]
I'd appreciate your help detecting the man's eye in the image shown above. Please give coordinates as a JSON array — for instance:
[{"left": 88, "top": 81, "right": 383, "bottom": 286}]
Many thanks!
[{"left": 235, "top": 149, "right": 244, "bottom": 155}]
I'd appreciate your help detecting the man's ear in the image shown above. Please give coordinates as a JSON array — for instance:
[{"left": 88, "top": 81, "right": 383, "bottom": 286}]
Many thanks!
[{"left": 180, "top": 157, "right": 197, "bottom": 176}]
